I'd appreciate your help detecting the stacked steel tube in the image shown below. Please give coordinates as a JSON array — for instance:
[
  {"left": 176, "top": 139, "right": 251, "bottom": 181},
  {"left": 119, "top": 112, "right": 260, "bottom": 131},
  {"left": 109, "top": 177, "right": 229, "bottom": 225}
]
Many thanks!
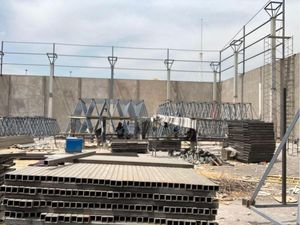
[
  {"left": 111, "top": 140, "right": 148, "bottom": 153},
  {"left": 2, "top": 163, "right": 219, "bottom": 225},
  {"left": 227, "top": 120, "right": 275, "bottom": 163}
]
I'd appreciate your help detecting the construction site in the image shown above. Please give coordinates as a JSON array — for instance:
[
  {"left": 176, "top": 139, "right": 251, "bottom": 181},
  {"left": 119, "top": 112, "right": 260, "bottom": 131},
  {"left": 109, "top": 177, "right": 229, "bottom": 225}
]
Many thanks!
[{"left": 0, "top": 0, "right": 299, "bottom": 224}]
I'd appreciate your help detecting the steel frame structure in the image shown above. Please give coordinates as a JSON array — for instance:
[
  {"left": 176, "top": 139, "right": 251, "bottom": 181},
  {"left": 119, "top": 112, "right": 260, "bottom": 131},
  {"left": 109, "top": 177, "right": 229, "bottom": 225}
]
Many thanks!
[
  {"left": 66, "top": 98, "right": 148, "bottom": 136},
  {"left": 153, "top": 101, "right": 253, "bottom": 139},
  {"left": 0, "top": 116, "right": 60, "bottom": 137}
]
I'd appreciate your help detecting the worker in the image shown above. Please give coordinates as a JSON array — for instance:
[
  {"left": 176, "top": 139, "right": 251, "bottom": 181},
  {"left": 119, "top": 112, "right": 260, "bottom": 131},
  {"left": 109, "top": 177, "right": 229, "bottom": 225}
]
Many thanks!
[
  {"left": 187, "top": 128, "right": 197, "bottom": 153},
  {"left": 95, "top": 127, "right": 102, "bottom": 146},
  {"left": 116, "top": 121, "right": 125, "bottom": 138}
]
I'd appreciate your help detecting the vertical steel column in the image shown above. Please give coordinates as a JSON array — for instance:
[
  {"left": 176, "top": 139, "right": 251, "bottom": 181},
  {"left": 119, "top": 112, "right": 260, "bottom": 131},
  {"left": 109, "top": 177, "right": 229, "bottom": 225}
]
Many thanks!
[
  {"left": 234, "top": 52, "right": 238, "bottom": 103},
  {"left": 230, "top": 40, "right": 243, "bottom": 103},
  {"left": 0, "top": 41, "right": 4, "bottom": 76},
  {"left": 164, "top": 49, "right": 174, "bottom": 100},
  {"left": 264, "top": 0, "right": 284, "bottom": 204},
  {"left": 46, "top": 44, "right": 57, "bottom": 118},
  {"left": 108, "top": 47, "right": 117, "bottom": 101},
  {"left": 210, "top": 62, "right": 220, "bottom": 102},
  {"left": 242, "top": 26, "right": 246, "bottom": 104},
  {"left": 218, "top": 51, "right": 222, "bottom": 103},
  {"left": 271, "top": 16, "right": 277, "bottom": 133},
  {"left": 281, "top": 0, "right": 287, "bottom": 205}
]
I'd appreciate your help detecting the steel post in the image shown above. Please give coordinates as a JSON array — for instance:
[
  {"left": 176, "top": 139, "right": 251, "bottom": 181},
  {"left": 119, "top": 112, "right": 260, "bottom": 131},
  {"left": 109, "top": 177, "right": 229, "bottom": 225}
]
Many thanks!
[
  {"left": 281, "top": 0, "right": 287, "bottom": 205},
  {"left": 271, "top": 16, "right": 277, "bottom": 136},
  {"left": 230, "top": 40, "right": 242, "bottom": 103},
  {"left": 282, "top": 88, "right": 287, "bottom": 204},
  {"left": 108, "top": 47, "right": 117, "bottom": 101},
  {"left": 213, "top": 71, "right": 217, "bottom": 101},
  {"left": 242, "top": 26, "right": 246, "bottom": 104},
  {"left": 234, "top": 51, "right": 238, "bottom": 103},
  {"left": 164, "top": 49, "right": 174, "bottom": 100},
  {"left": 167, "top": 68, "right": 171, "bottom": 100},
  {"left": 210, "top": 62, "right": 219, "bottom": 102},
  {"left": 47, "top": 44, "right": 57, "bottom": 118}
]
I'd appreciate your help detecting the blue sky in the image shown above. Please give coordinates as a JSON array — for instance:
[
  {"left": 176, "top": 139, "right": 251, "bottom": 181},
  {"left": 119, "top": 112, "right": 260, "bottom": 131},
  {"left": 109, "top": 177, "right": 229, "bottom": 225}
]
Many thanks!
[{"left": 0, "top": 0, "right": 299, "bottom": 81}]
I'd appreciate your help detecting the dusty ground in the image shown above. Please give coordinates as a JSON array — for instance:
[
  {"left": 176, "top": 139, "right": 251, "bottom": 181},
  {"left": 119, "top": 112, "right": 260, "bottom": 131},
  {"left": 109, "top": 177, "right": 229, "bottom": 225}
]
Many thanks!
[{"left": 198, "top": 143, "right": 300, "bottom": 225}]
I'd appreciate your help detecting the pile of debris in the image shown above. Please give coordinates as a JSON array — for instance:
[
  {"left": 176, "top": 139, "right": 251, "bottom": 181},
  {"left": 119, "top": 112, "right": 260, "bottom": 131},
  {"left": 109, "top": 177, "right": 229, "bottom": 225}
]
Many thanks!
[
  {"left": 2, "top": 162, "right": 219, "bottom": 225},
  {"left": 181, "top": 149, "right": 224, "bottom": 166},
  {"left": 148, "top": 139, "right": 181, "bottom": 152},
  {"left": 227, "top": 121, "right": 275, "bottom": 163}
]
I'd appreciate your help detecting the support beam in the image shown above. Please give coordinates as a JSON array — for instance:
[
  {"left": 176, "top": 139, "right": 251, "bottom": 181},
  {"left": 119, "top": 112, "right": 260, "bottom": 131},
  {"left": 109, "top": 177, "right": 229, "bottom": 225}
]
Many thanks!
[
  {"left": 108, "top": 47, "right": 117, "bottom": 101},
  {"left": 230, "top": 40, "right": 243, "bottom": 103},
  {"left": 210, "top": 62, "right": 220, "bottom": 102},
  {"left": 164, "top": 49, "right": 174, "bottom": 100},
  {"left": 46, "top": 44, "right": 57, "bottom": 118}
]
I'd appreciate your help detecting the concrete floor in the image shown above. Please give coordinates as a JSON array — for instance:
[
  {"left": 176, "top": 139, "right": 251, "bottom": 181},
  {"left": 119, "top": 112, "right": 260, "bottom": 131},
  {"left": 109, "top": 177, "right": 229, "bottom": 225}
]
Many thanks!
[{"left": 217, "top": 200, "right": 298, "bottom": 225}]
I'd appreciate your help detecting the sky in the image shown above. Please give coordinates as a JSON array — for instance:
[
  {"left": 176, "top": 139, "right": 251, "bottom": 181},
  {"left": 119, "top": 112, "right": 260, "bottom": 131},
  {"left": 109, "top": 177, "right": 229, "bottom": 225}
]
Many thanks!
[{"left": 0, "top": 0, "right": 299, "bottom": 81}]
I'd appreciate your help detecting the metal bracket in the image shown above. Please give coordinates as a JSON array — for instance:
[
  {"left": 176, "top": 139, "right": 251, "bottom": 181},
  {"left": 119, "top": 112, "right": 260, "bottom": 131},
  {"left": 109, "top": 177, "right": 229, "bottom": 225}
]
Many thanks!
[
  {"left": 46, "top": 53, "right": 58, "bottom": 63},
  {"left": 264, "top": 1, "right": 283, "bottom": 17},
  {"left": 230, "top": 40, "right": 243, "bottom": 52},
  {"left": 108, "top": 56, "right": 118, "bottom": 66},
  {"left": 164, "top": 59, "right": 174, "bottom": 70},
  {"left": 210, "top": 62, "right": 220, "bottom": 72}
]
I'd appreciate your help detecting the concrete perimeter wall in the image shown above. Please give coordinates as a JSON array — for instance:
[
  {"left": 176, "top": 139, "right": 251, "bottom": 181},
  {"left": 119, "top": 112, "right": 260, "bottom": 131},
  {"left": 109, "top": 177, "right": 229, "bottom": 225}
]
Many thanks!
[
  {"left": 0, "top": 76, "right": 213, "bottom": 130},
  {"left": 221, "top": 53, "right": 300, "bottom": 139},
  {"left": 1, "top": 53, "right": 299, "bottom": 138}
]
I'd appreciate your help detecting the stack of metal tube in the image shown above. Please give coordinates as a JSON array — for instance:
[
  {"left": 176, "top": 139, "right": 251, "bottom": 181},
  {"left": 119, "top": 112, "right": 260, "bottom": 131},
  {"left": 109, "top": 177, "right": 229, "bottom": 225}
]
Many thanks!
[
  {"left": 2, "top": 163, "right": 219, "bottom": 225},
  {"left": 111, "top": 140, "right": 148, "bottom": 153}
]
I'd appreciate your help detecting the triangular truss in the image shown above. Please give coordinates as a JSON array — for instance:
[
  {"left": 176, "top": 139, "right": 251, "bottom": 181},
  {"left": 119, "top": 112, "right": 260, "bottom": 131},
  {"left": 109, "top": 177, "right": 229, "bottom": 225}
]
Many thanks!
[
  {"left": 152, "top": 100, "right": 254, "bottom": 139},
  {"left": 66, "top": 98, "right": 148, "bottom": 136}
]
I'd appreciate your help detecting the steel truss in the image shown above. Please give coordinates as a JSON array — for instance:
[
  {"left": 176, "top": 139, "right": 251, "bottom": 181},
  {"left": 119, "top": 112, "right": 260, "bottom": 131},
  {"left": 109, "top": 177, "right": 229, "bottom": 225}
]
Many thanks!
[
  {"left": 154, "top": 101, "right": 253, "bottom": 139},
  {"left": 66, "top": 98, "right": 148, "bottom": 136},
  {"left": 0, "top": 117, "right": 60, "bottom": 137}
]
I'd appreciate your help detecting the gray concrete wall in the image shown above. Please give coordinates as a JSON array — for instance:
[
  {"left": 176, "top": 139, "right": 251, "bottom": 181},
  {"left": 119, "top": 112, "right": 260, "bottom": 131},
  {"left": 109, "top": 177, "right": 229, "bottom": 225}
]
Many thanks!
[
  {"left": 221, "top": 53, "right": 300, "bottom": 139},
  {"left": 0, "top": 75, "right": 213, "bottom": 130},
  {"left": 1, "top": 53, "right": 299, "bottom": 137}
]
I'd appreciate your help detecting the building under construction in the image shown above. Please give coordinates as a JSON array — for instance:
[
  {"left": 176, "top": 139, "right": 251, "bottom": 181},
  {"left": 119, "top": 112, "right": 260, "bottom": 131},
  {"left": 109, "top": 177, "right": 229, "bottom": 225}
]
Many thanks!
[{"left": 0, "top": 0, "right": 299, "bottom": 224}]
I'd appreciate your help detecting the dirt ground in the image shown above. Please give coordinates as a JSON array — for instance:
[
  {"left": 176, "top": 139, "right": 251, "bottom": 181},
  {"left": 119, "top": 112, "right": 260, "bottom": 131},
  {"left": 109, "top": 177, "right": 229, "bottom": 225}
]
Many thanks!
[{"left": 198, "top": 143, "right": 300, "bottom": 225}]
